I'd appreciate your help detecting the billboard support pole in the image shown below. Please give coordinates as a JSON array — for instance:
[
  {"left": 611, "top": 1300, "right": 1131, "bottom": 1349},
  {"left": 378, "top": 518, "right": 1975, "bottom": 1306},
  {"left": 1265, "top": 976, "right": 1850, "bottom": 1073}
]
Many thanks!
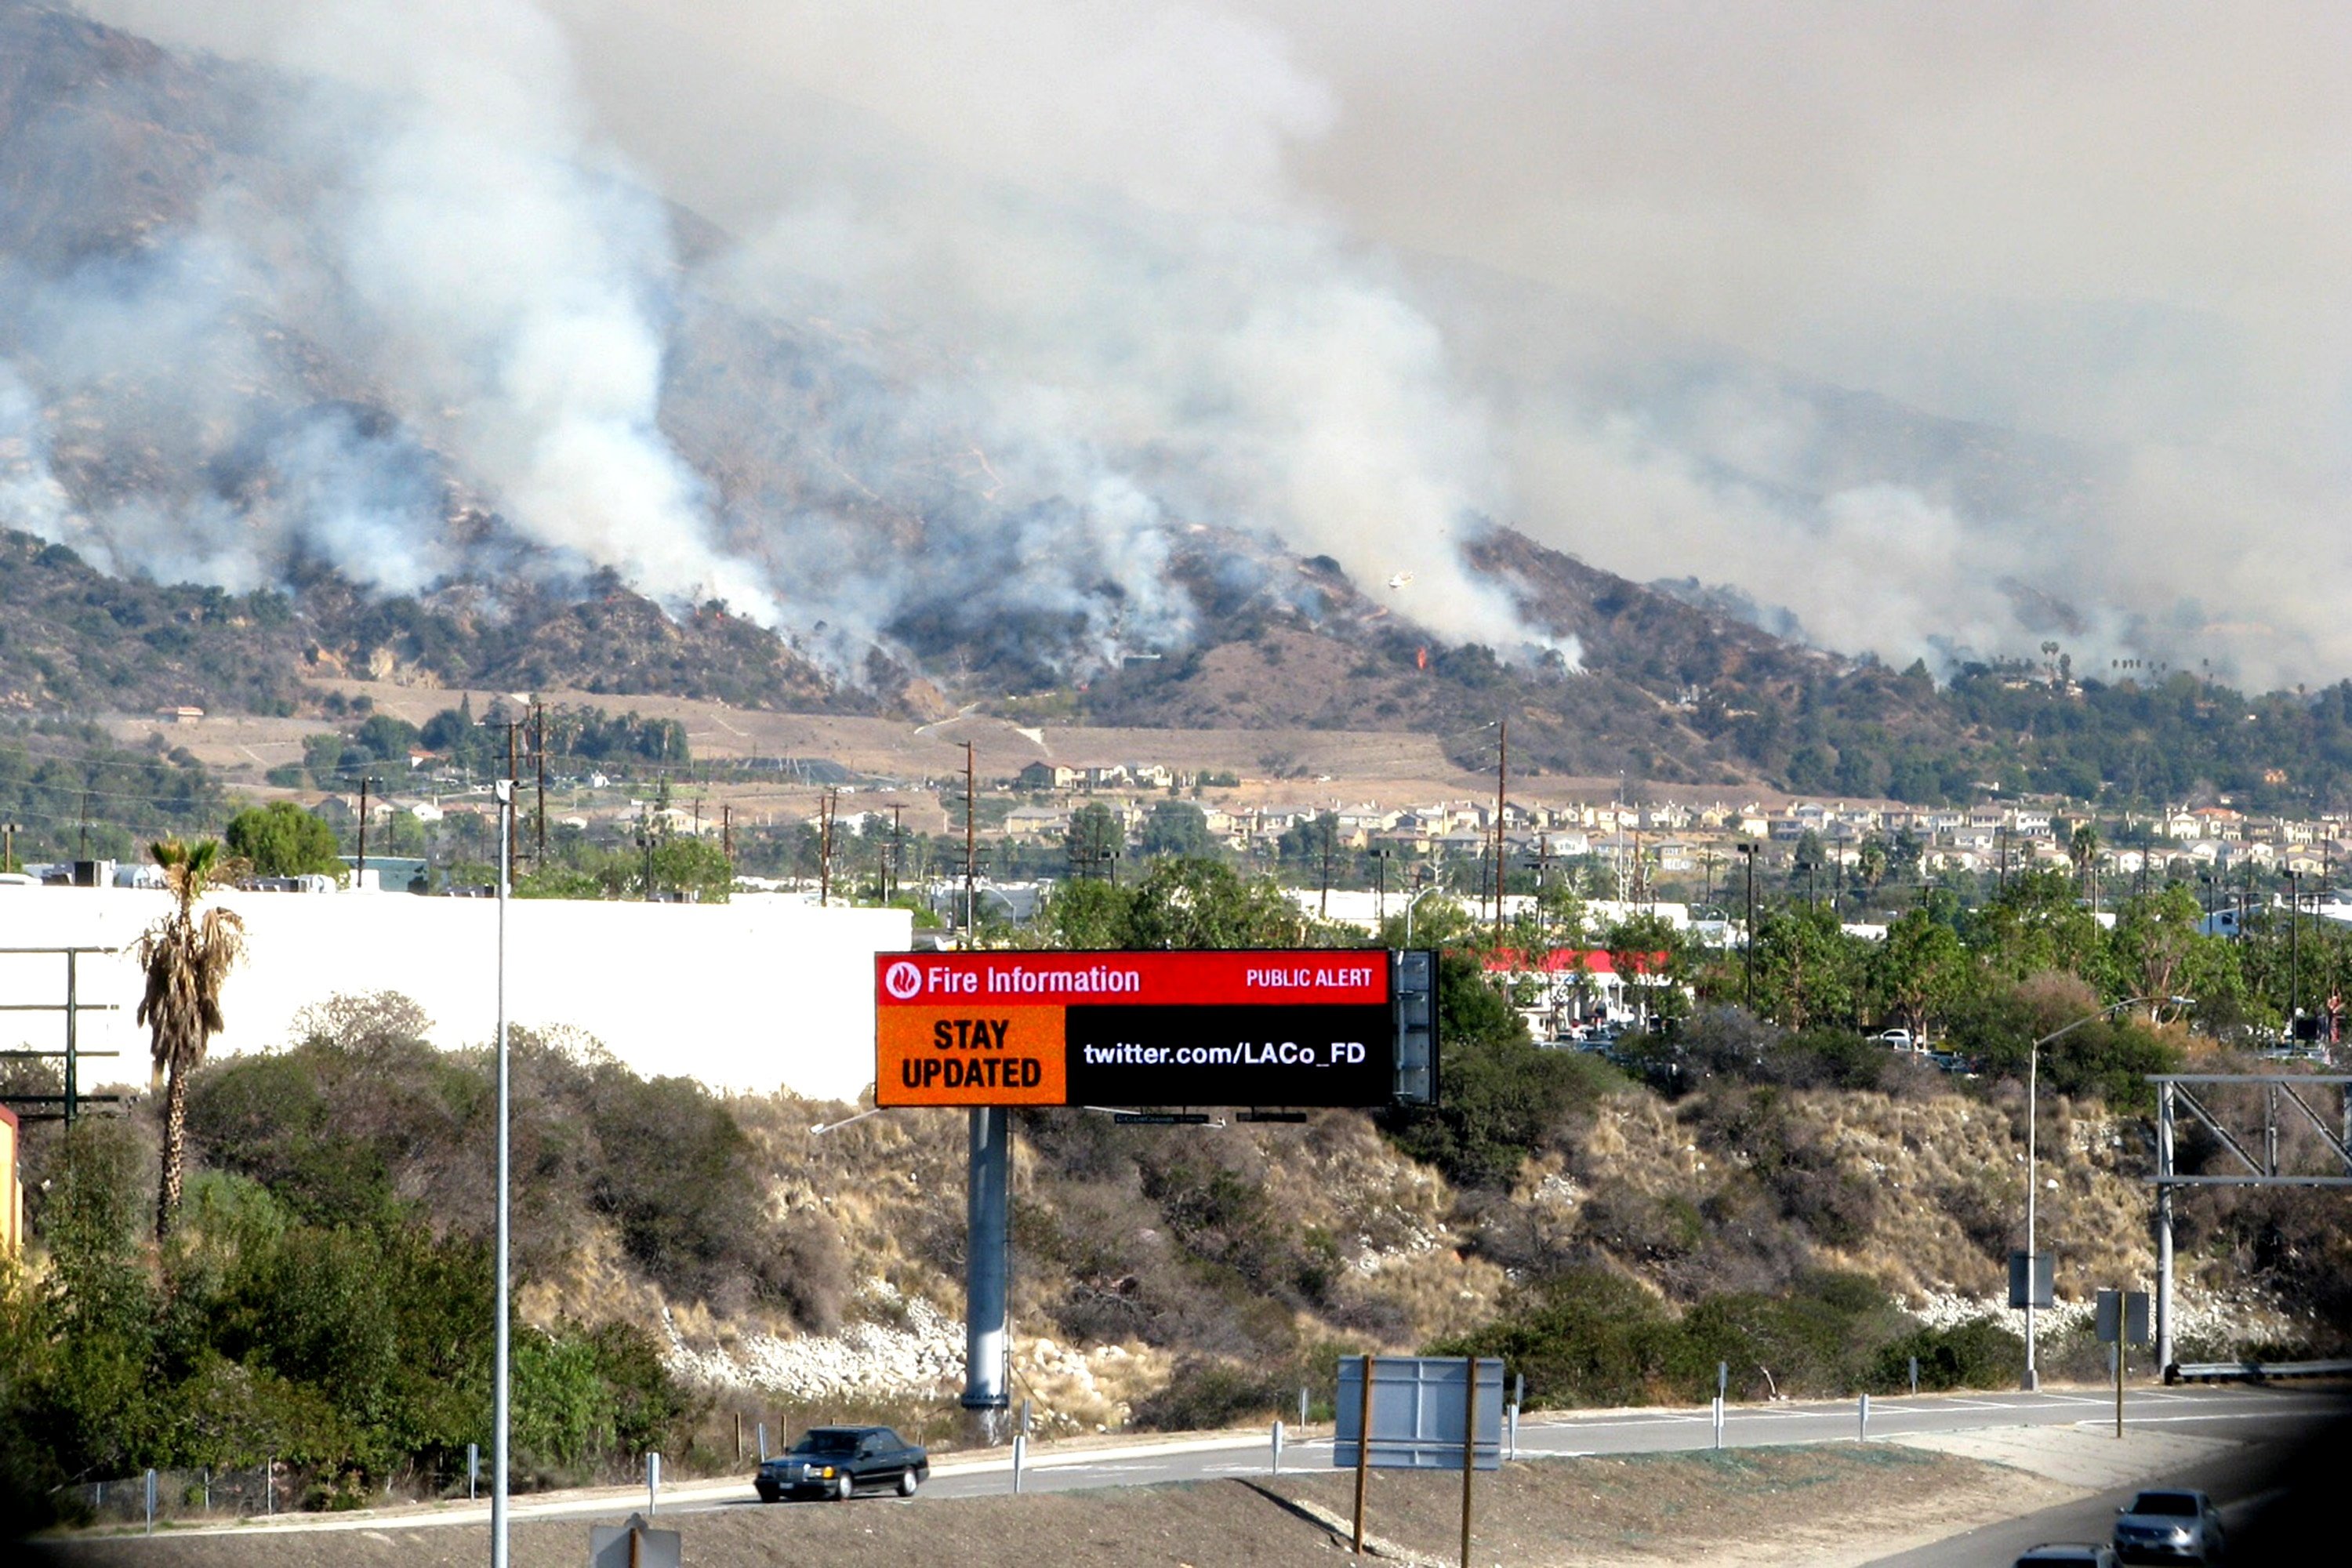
[{"left": 964, "top": 1106, "right": 1011, "bottom": 1442}]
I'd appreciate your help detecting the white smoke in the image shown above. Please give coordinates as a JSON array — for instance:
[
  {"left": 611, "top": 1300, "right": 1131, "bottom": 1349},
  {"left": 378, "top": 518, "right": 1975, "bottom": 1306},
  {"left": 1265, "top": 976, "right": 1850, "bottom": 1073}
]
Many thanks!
[
  {"left": 54, "top": 0, "right": 1564, "bottom": 674},
  {"left": 56, "top": 0, "right": 2346, "bottom": 691},
  {"left": 0, "top": 360, "right": 72, "bottom": 544}
]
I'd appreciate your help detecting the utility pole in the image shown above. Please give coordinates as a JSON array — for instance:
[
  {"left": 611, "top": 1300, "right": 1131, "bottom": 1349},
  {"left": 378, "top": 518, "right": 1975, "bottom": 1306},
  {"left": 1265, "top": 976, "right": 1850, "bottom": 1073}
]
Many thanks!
[
  {"left": 818, "top": 789, "right": 837, "bottom": 906},
  {"left": 1740, "top": 841, "right": 1759, "bottom": 1014},
  {"left": 721, "top": 804, "right": 733, "bottom": 869},
  {"left": 1319, "top": 816, "right": 1334, "bottom": 918},
  {"left": 964, "top": 742, "right": 978, "bottom": 937},
  {"left": 0, "top": 820, "right": 16, "bottom": 875},
  {"left": 78, "top": 789, "right": 89, "bottom": 857},
  {"left": 641, "top": 815, "right": 655, "bottom": 902},
  {"left": 891, "top": 804, "right": 905, "bottom": 904},
  {"left": 357, "top": 778, "right": 370, "bottom": 887},
  {"left": 1493, "top": 718, "right": 1508, "bottom": 943},
  {"left": 532, "top": 702, "right": 546, "bottom": 869}
]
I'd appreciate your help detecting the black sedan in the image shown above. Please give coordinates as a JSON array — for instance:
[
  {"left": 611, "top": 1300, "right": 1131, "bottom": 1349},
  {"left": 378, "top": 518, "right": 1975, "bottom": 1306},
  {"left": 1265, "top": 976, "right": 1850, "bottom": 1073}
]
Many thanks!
[{"left": 754, "top": 1425, "right": 930, "bottom": 1502}]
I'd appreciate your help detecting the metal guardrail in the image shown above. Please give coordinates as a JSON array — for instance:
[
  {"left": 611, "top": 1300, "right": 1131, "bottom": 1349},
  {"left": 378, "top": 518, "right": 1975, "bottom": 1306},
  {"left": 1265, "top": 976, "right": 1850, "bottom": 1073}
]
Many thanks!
[{"left": 2168, "top": 1357, "right": 2352, "bottom": 1384}]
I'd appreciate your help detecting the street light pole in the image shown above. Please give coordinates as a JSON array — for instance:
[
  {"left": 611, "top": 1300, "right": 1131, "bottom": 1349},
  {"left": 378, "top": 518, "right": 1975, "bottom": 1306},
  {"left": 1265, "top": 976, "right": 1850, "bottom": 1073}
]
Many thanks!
[
  {"left": 2023, "top": 994, "right": 2188, "bottom": 1389},
  {"left": 1404, "top": 871, "right": 1445, "bottom": 949},
  {"left": 491, "top": 779, "right": 513, "bottom": 1568},
  {"left": 2287, "top": 869, "right": 2302, "bottom": 1036}
]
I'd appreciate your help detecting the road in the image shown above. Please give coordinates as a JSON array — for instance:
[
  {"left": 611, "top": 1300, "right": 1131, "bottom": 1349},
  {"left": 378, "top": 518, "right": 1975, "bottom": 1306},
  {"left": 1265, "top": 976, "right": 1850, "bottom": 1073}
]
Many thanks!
[
  {"left": 909, "top": 1384, "right": 2346, "bottom": 1504},
  {"left": 1860, "top": 1390, "right": 2347, "bottom": 1566},
  {"left": 113, "top": 1381, "right": 2344, "bottom": 1543}
]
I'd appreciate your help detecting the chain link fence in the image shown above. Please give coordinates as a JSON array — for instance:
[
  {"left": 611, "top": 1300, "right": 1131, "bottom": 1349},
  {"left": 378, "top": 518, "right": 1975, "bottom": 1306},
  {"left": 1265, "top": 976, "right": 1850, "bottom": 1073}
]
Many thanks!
[{"left": 58, "top": 1463, "right": 284, "bottom": 1529}]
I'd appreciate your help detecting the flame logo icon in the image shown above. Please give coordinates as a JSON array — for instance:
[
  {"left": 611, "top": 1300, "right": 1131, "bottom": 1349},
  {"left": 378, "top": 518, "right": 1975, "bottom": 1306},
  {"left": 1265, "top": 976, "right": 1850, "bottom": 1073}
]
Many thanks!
[{"left": 883, "top": 960, "right": 923, "bottom": 1000}]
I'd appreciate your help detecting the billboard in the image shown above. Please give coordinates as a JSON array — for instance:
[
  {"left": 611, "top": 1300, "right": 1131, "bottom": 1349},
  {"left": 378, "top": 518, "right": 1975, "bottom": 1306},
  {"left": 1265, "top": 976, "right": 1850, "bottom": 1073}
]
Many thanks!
[{"left": 874, "top": 950, "right": 1428, "bottom": 1109}]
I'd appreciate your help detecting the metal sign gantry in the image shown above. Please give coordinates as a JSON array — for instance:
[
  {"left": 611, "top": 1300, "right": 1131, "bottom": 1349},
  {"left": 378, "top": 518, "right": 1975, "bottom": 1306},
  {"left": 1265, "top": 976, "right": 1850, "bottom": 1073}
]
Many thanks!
[
  {"left": 2150, "top": 1072, "right": 2352, "bottom": 1374},
  {"left": 0, "top": 946, "right": 127, "bottom": 1123}
]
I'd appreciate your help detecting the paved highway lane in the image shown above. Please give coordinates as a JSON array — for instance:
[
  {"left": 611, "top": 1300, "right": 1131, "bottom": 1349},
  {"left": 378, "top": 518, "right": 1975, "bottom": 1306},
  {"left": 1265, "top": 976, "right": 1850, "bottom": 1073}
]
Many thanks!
[
  {"left": 699, "top": 1384, "right": 2349, "bottom": 1511},
  {"left": 1862, "top": 1395, "right": 2347, "bottom": 1566},
  {"left": 82, "top": 1383, "right": 2346, "bottom": 1541}
]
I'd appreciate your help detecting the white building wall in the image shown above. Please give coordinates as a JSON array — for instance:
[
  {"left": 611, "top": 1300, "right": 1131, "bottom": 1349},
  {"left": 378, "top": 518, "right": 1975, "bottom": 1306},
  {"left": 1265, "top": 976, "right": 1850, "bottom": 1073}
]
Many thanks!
[{"left": 0, "top": 888, "right": 910, "bottom": 1104}]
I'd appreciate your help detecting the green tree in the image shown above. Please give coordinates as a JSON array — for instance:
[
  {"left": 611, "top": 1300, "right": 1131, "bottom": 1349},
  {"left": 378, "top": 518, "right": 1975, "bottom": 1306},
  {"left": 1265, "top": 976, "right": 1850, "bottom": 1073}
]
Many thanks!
[
  {"left": 1603, "top": 912, "right": 1688, "bottom": 1028},
  {"left": 225, "top": 800, "right": 344, "bottom": 878},
  {"left": 1868, "top": 908, "right": 1972, "bottom": 1041},
  {"left": 1750, "top": 904, "right": 1863, "bottom": 1029},
  {"left": 1139, "top": 800, "right": 1214, "bottom": 860},
  {"left": 1041, "top": 876, "right": 1131, "bottom": 949},
  {"left": 2068, "top": 822, "right": 2103, "bottom": 906},
  {"left": 1065, "top": 802, "right": 1124, "bottom": 880},
  {"left": 1038, "top": 858, "right": 1316, "bottom": 950},
  {"left": 1853, "top": 837, "right": 1889, "bottom": 913},
  {"left": 2108, "top": 885, "right": 2225, "bottom": 1024},
  {"left": 136, "top": 837, "right": 246, "bottom": 1239},
  {"left": 648, "top": 835, "right": 733, "bottom": 902},
  {"left": 1278, "top": 811, "right": 1341, "bottom": 877},
  {"left": 1966, "top": 869, "right": 2104, "bottom": 982},
  {"left": 352, "top": 713, "right": 422, "bottom": 763},
  {"left": 1124, "top": 858, "right": 1312, "bottom": 949}
]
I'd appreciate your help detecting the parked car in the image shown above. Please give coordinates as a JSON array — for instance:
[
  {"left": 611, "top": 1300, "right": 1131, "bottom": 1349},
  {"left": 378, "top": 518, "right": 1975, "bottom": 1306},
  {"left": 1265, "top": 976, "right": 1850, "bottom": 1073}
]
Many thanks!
[
  {"left": 2111, "top": 1488, "right": 2224, "bottom": 1563},
  {"left": 2016, "top": 1547, "right": 2117, "bottom": 1567},
  {"left": 754, "top": 1425, "right": 929, "bottom": 1501},
  {"left": 1871, "top": 1028, "right": 1915, "bottom": 1049}
]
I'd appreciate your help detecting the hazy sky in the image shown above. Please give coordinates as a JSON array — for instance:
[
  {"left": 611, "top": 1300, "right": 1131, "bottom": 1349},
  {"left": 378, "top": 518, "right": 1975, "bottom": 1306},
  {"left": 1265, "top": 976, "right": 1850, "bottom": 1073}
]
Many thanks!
[
  {"left": 100, "top": 0, "right": 2350, "bottom": 452},
  {"left": 517, "top": 0, "right": 2352, "bottom": 458},
  {"left": 70, "top": 2, "right": 2352, "bottom": 684}
]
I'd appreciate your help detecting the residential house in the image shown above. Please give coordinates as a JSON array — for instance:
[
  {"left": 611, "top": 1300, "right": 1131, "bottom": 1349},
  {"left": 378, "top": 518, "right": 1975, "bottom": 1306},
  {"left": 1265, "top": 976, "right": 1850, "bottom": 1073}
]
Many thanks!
[
  {"left": 2192, "top": 807, "right": 2245, "bottom": 841},
  {"left": 1003, "top": 804, "right": 1071, "bottom": 842}
]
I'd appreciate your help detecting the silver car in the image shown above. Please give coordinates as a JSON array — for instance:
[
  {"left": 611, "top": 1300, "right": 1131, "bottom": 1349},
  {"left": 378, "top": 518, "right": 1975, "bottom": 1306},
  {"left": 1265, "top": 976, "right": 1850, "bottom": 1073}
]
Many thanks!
[{"left": 2112, "top": 1488, "right": 2225, "bottom": 1563}]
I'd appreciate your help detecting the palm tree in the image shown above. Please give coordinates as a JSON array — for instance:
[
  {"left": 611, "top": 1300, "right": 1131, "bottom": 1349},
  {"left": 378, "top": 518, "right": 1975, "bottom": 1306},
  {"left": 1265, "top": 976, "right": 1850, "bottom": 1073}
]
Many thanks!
[
  {"left": 1855, "top": 838, "right": 1889, "bottom": 915},
  {"left": 137, "top": 837, "right": 245, "bottom": 1241},
  {"left": 2070, "top": 822, "right": 2103, "bottom": 912}
]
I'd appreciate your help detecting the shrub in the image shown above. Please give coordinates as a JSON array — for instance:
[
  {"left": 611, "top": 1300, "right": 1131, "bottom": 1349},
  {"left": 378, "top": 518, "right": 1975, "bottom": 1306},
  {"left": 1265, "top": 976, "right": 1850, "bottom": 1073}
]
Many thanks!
[
  {"left": 1381, "top": 1037, "right": 1624, "bottom": 1189},
  {"left": 1131, "top": 1356, "right": 1294, "bottom": 1431},
  {"left": 1433, "top": 1269, "right": 1919, "bottom": 1407},
  {"left": 1870, "top": 1317, "right": 2024, "bottom": 1392}
]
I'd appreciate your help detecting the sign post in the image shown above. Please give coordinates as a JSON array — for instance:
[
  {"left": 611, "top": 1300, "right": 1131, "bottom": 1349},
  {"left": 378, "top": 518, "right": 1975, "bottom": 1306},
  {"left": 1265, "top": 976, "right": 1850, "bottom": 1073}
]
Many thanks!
[
  {"left": 1459, "top": 1356, "right": 1477, "bottom": 1568},
  {"left": 1352, "top": 1356, "right": 1374, "bottom": 1555},
  {"left": 1335, "top": 1355, "right": 1503, "bottom": 1561},
  {"left": 589, "top": 1512, "right": 681, "bottom": 1568},
  {"left": 2096, "top": 1288, "right": 2152, "bottom": 1438}
]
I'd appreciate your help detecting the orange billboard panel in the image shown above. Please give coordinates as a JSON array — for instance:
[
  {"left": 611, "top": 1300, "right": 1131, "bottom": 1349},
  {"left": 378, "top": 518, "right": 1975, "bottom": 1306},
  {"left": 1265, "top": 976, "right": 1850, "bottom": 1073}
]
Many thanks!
[{"left": 877, "top": 1004, "right": 1069, "bottom": 1106}]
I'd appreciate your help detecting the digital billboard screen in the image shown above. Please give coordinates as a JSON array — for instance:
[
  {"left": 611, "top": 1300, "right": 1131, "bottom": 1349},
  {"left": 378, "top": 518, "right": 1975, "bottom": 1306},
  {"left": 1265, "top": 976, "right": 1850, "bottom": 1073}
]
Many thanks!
[{"left": 874, "top": 950, "right": 1409, "bottom": 1109}]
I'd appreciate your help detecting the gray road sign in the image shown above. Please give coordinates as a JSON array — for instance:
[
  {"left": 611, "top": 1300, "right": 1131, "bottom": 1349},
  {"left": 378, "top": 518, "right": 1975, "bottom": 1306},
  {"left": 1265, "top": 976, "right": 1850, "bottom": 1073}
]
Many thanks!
[
  {"left": 2096, "top": 1288, "right": 2152, "bottom": 1345},
  {"left": 1334, "top": 1356, "right": 1504, "bottom": 1470},
  {"left": 2008, "top": 1250, "right": 2055, "bottom": 1308}
]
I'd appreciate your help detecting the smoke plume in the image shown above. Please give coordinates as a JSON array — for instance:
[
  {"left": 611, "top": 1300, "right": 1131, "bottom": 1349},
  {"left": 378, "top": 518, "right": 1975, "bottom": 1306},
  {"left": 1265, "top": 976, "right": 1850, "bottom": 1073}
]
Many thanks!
[
  {"left": 32, "top": 0, "right": 1554, "bottom": 681},
  {"left": 45, "top": 0, "right": 2352, "bottom": 691}
]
